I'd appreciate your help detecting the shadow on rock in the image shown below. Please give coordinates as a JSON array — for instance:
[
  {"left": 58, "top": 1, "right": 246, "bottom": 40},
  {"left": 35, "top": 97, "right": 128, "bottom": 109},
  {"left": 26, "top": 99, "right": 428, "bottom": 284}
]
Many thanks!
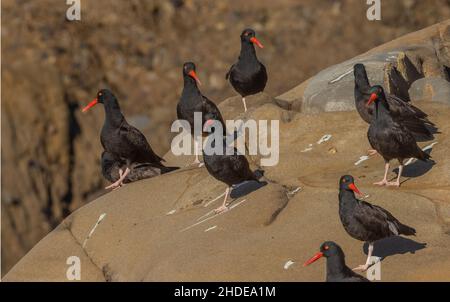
[
  {"left": 230, "top": 180, "right": 268, "bottom": 199},
  {"left": 394, "top": 147, "right": 435, "bottom": 178},
  {"left": 363, "top": 236, "right": 427, "bottom": 259}
]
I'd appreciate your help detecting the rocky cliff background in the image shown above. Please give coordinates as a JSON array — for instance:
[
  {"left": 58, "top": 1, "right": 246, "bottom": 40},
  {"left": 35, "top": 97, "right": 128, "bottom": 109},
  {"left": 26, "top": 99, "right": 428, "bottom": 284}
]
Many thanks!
[{"left": 2, "top": 0, "right": 450, "bottom": 275}]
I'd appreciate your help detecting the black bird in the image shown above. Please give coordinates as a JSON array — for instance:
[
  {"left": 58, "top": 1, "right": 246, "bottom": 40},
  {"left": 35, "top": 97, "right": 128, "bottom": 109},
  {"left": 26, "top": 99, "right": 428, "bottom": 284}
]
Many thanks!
[
  {"left": 83, "top": 89, "right": 171, "bottom": 189},
  {"left": 177, "top": 62, "right": 226, "bottom": 165},
  {"left": 226, "top": 28, "right": 267, "bottom": 112},
  {"left": 101, "top": 151, "right": 178, "bottom": 187},
  {"left": 367, "top": 85, "right": 431, "bottom": 186},
  {"left": 354, "top": 63, "right": 436, "bottom": 149},
  {"left": 304, "top": 241, "right": 369, "bottom": 282},
  {"left": 339, "top": 175, "right": 416, "bottom": 271},
  {"left": 202, "top": 124, "right": 261, "bottom": 214}
]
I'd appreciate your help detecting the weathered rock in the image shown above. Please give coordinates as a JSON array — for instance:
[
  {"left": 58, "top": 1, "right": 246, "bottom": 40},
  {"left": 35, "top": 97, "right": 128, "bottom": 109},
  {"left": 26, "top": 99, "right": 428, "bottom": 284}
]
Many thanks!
[{"left": 4, "top": 22, "right": 450, "bottom": 281}]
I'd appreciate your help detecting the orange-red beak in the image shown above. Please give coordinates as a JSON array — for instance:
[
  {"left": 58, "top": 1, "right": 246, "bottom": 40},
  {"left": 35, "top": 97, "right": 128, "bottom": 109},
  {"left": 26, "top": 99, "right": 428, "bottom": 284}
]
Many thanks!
[
  {"left": 250, "top": 37, "right": 264, "bottom": 49},
  {"left": 203, "top": 119, "right": 214, "bottom": 132},
  {"left": 82, "top": 98, "right": 98, "bottom": 112},
  {"left": 348, "top": 183, "right": 362, "bottom": 195},
  {"left": 367, "top": 93, "right": 377, "bottom": 106},
  {"left": 188, "top": 70, "right": 202, "bottom": 85},
  {"left": 304, "top": 252, "right": 323, "bottom": 266}
]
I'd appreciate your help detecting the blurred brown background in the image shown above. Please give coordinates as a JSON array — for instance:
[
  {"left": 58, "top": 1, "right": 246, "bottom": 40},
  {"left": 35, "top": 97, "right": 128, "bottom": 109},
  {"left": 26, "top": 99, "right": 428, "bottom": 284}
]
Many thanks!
[{"left": 2, "top": 0, "right": 450, "bottom": 275}]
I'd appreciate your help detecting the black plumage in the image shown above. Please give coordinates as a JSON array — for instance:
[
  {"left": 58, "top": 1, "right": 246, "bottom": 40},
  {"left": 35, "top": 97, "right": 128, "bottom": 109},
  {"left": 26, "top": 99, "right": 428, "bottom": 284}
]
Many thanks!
[
  {"left": 354, "top": 63, "right": 436, "bottom": 141},
  {"left": 304, "top": 241, "right": 369, "bottom": 282},
  {"left": 177, "top": 62, "right": 226, "bottom": 165},
  {"left": 83, "top": 89, "right": 173, "bottom": 189},
  {"left": 338, "top": 175, "right": 416, "bottom": 270},
  {"left": 366, "top": 85, "right": 431, "bottom": 186},
  {"left": 177, "top": 62, "right": 225, "bottom": 135},
  {"left": 226, "top": 28, "right": 267, "bottom": 112},
  {"left": 101, "top": 151, "right": 178, "bottom": 185},
  {"left": 202, "top": 136, "right": 260, "bottom": 213}
]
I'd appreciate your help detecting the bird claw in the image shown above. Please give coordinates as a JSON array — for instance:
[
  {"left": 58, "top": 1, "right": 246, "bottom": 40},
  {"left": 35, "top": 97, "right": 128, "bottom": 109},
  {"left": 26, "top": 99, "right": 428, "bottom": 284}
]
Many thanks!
[
  {"left": 386, "top": 181, "right": 400, "bottom": 187},
  {"left": 105, "top": 181, "right": 124, "bottom": 190},
  {"left": 353, "top": 264, "right": 369, "bottom": 272},
  {"left": 367, "top": 149, "right": 378, "bottom": 156},
  {"left": 373, "top": 180, "right": 387, "bottom": 186},
  {"left": 214, "top": 205, "right": 229, "bottom": 214}
]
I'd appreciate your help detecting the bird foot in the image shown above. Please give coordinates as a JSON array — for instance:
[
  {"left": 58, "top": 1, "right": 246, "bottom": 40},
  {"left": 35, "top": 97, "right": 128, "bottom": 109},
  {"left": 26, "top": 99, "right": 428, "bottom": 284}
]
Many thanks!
[
  {"left": 373, "top": 180, "right": 387, "bottom": 186},
  {"left": 353, "top": 264, "right": 369, "bottom": 272},
  {"left": 105, "top": 180, "right": 124, "bottom": 190},
  {"left": 214, "top": 205, "right": 229, "bottom": 214},
  {"left": 386, "top": 181, "right": 400, "bottom": 187},
  {"left": 367, "top": 149, "right": 378, "bottom": 156}
]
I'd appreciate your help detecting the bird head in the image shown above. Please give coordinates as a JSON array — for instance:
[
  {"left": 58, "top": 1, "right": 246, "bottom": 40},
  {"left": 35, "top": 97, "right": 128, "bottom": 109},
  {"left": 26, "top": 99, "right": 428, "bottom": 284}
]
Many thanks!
[
  {"left": 82, "top": 89, "right": 114, "bottom": 112},
  {"left": 339, "top": 175, "right": 362, "bottom": 195},
  {"left": 304, "top": 241, "right": 343, "bottom": 266},
  {"left": 366, "top": 85, "right": 386, "bottom": 107},
  {"left": 241, "top": 28, "right": 264, "bottom": 48},
  {"left": 183, "top": 62, "right": 201, "bottom": 85}
]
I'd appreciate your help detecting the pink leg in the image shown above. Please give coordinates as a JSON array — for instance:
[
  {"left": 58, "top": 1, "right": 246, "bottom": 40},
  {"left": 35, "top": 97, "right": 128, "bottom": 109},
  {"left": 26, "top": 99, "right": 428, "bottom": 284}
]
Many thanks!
[
  {"left": 387, "top": 161, "right": 403, "bottom": 187},
  {"left": 106, "top": 167, "right": 130, "bottom": 190},
  {"left": 214, "top": 187, "right": 230, "bottom": 214},
  {"left": 374, "top": 162, "right": 389, "bottom": 186}
]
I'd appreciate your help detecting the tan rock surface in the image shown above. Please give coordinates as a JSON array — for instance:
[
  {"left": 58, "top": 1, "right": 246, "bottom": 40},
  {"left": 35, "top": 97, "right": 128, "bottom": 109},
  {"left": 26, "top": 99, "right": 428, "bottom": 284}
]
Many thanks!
[{"left": 4, "top": 96, "right": 449, "bottom": 281}]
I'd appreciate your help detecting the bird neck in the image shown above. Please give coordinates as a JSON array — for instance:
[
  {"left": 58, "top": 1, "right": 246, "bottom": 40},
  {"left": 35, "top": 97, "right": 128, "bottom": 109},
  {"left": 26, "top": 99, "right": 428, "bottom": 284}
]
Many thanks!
[
  {"left": 182, "top": 76, "right": 201, "bottom": 98},
  {"left": 326, "top": 254, "right": 347, "bottom": 278},
  {"left": 339, "top": 189, "right": 357, "bottom": 209},
  {"left": 372, "top": 99, "right": 391, "bottom": 123},
  {"left": 104, "top": 98, "right": 124, "bottom": 127},
  {"left": 239, "top": 41, "right": 258, "bottom": 63}
]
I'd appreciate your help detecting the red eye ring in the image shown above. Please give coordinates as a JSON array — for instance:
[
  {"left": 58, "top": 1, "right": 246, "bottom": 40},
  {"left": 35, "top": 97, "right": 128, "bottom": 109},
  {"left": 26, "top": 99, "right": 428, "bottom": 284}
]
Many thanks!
[{"left": 324, "top": 245, "right": 329, "bottom": 250}]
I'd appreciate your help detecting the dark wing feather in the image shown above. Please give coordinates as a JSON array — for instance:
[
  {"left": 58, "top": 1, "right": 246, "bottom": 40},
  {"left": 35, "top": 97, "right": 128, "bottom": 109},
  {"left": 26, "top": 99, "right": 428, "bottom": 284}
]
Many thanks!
[
  {"left": 119, "top": 122, "right": 164, "bottom": 163},
  {"left": 353, "top": 200, "right": 400, "bottom": 239},
  {"left": 227, "top": 152, "right": 256, "bottom": 182}
]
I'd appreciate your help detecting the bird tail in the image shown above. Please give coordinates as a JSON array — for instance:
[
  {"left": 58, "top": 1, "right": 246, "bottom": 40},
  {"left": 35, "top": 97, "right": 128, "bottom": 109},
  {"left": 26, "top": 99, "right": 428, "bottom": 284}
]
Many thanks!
[
  {"left": 416, "top": 148, "right": 431, "bottom": 162},
  {"left": 398, "top": 223, "right": 416, "bottom": 236},
  {"left": 161, "top": 166, "right": 179, "bottom": 174}
]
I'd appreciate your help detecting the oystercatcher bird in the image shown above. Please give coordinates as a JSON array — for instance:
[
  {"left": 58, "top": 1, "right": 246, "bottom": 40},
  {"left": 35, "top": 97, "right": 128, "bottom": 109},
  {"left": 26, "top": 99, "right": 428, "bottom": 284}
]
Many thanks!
[
  {"left": 366, "top": 85, "right": 432, "bottom": 186},
  {"left": 202, "top": 124, "right": 262, "bottom": 214},
  {"left": 354, "top": 63, "right": 436, "bottom": 148},
  {"left": 339, "top": 175, "right": 416, "bottom": 271},
  {"left": 177, "top": 62, "right": 225, "bottom": 165},
  {"left": 226, "top": 28, "right": 267, "bottom": 112},
  {"left": 101, "top": 151, "right": 178, "bottom": 188},
  {"left": 83, "top": 89, "right": 172, "bottom": 189},
  {"left": 304, "top": 241, "right": 369, "bottom": 282}
]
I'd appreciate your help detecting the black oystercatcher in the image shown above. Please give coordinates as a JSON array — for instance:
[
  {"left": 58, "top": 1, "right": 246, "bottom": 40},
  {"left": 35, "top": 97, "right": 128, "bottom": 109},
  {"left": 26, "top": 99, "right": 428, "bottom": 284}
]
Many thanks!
[
  {"left": 354, "top": 63, "right": 436, "bottom": 147},
  {"left": 101, "top": 151, "right": 178, "bottom": 188},
  {"left": 202, "top": 127, "right": 262, "bottom": 214},
  {"left": 226, "top": 28, "right": 267, "bottom": 112},
  {"left": 177, "top": 62, "right": 226, "bottom": 165},
  {"left": 339, "top": 175, "right": 416, "bottom": 271},
  {"left": 304, "top": 241, "right": 369, "bottom": 282},
  {"left": 83, "top": 89, "right": 171, "bottom": 189},
  {"left": 366, "top": 85, "right": 431, "bottom": 186}
]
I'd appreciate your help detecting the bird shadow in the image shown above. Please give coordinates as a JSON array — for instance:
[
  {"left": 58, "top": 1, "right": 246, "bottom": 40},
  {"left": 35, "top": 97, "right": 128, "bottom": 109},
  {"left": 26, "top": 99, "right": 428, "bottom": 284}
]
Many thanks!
[
  {"left": 392, "top": 147, "right": 435, "bottom": 179},
  {"left": 363, "top": 236, "right": 427, "bottom": 259},
  {"left": 230, "top": 180, "right": 268, "bottom": 199}
]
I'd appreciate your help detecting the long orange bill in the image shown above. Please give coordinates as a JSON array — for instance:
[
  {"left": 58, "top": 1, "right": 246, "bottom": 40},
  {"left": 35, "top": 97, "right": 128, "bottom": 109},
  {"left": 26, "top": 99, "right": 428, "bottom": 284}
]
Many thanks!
[
  {"left": 348, "top": 183, "right": 362, "bottom": 195},
  {"left": 82, "top": 98, "right": 98, "bottom": 112},
  {"left": 304, "top": 252, "right": 323, "bottom": 266},
  {"left": 188, "top": 70, "right": 202, "bottom": 85},
  {"left": 367, "top": 93, "right": 377, "bottom": 106},
  {"left": 250, "top": 37, "right": 264, "bottom": 48}
]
